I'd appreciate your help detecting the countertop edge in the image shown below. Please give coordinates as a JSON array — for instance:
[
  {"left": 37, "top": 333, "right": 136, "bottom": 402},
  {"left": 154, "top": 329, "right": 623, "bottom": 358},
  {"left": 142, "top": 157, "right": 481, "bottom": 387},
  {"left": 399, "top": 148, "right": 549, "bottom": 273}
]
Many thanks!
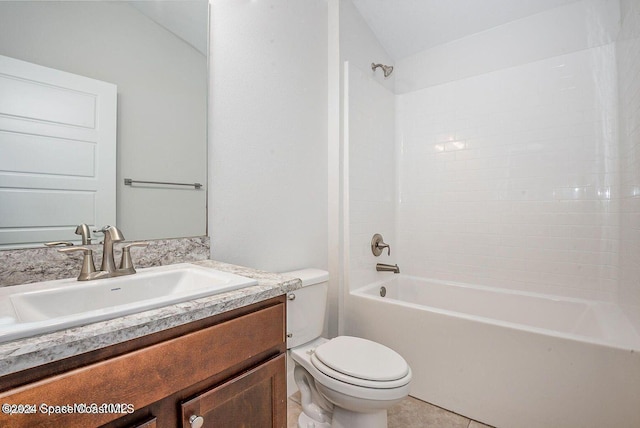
[{"left": 0, "top": 261, "right": 302, "bottom": 377}]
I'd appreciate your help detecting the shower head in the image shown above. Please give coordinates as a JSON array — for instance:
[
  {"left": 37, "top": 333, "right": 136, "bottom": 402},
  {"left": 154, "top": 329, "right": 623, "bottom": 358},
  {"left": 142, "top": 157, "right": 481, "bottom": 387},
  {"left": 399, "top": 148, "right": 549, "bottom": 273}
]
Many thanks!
[{"left": 371, "top": 63, "right": 394, "bottom": 78}]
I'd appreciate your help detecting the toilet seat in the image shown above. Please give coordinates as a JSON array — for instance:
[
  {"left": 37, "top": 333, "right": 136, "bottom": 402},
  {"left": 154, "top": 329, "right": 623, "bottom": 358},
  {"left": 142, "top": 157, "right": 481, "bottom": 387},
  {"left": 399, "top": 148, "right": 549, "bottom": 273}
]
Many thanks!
[
  {"left": 291, "top": 337, "right": 412, "bottom": 402},
  {"left": 310, "top": 336, "right": 411, "bottom": 389}
]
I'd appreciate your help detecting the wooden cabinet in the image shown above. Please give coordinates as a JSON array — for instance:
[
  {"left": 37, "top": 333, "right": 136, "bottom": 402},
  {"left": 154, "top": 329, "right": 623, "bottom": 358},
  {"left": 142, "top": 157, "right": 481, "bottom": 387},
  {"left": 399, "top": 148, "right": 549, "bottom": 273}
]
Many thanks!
[
  {"left": 181, "top": 354, "right": 285, "bottom": 428},
  {"left": 0, "top": 296, "right": 286, "bottom": 428},
  {"left": 129, "top": 417, "right": 157, "bottom": 428}
]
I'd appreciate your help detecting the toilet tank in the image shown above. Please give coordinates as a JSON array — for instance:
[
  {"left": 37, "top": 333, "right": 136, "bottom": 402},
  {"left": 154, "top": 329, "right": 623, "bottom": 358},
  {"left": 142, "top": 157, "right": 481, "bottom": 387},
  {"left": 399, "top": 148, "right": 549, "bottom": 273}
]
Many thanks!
[{"left": 283, "top": 268, "right": 329, "bottom": 349}]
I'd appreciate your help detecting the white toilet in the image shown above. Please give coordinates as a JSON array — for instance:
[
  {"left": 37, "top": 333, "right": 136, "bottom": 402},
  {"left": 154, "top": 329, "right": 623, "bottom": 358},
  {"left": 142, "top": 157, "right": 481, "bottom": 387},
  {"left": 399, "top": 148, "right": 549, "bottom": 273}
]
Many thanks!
[{"left": 285, "top": 269, "right": 412, "bottom": 428}]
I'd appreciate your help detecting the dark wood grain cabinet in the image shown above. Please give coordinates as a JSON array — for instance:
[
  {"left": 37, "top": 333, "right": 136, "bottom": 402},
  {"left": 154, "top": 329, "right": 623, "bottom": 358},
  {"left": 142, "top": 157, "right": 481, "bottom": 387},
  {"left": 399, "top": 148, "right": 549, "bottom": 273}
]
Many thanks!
[
  {"left": 0, "top": 296, "right": 286, "bottom": 428},
  {"left": 181, "top": 354, "right": 285, "bottom": 428},
  {"left": 129, "top": 417, "right": 157, "bottom": 428}
]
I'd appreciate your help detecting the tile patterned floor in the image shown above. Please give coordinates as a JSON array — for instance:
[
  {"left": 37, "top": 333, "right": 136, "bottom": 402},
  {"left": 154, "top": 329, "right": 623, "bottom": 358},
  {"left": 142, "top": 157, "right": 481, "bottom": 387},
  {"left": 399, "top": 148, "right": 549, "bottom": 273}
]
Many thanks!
[{"left": 287, "top": 393, "right": 494, "bottom": 428}]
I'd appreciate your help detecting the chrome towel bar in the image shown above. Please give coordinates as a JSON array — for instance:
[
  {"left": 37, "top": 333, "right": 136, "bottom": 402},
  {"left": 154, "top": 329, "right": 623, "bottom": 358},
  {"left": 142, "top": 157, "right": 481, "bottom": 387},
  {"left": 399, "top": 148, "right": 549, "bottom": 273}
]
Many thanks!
[{"left": 124, "top": 178, "right": 203, "bottom": 189}]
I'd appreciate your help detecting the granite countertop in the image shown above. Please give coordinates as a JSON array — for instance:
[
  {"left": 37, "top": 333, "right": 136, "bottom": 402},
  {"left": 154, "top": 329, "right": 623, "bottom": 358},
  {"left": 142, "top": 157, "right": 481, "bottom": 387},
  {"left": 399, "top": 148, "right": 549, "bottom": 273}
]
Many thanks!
[{"left": 0, "top": 260, "right": 301, "bottom": 377}]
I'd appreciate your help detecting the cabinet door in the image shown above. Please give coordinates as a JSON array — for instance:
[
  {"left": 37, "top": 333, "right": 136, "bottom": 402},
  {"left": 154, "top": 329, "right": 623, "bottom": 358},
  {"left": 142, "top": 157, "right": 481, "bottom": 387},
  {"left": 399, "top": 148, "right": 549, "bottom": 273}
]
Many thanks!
[
  {"left": 129, "top": 417, "right": 157, "bottom": 428},
  {"left": 181, "top": 354, "right": 286, "bottom": 428}
]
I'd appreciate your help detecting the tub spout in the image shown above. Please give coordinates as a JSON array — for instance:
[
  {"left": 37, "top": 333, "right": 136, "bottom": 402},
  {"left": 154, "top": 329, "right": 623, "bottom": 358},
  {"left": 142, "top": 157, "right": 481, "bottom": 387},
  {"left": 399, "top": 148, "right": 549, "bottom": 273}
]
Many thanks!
[{"left": 376, "top": 263, "right": 400, "bottom": 274}]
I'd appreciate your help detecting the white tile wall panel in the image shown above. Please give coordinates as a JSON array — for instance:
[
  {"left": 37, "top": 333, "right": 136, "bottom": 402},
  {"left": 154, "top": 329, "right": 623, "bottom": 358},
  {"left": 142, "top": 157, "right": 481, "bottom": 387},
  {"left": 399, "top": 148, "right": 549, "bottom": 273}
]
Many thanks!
[
  {"left": 347, "top": 63, "right": 397, "bottom": 291},
  {"left": 346, "top": 0, "right": 634, "bottom": 306},
  {"left": 617, "top": 0, "right": 640, "bottom": 329},
  {"left": 396, "top": 45, "right": 620, "bottom": 301}
]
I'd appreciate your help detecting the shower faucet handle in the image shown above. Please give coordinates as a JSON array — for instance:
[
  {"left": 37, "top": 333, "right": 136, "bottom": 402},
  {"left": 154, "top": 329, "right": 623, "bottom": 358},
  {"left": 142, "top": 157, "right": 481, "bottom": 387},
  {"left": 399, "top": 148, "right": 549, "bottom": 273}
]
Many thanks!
[{"left": 371, "top": 233, "right": 391, "bottom": 256}]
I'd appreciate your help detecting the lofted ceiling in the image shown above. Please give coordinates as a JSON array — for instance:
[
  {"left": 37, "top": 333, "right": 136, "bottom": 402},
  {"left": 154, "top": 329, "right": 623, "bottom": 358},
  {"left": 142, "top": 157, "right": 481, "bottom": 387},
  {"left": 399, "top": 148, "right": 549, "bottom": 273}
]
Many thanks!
[
  {"left": 125, "top": 0, "right": 583, "bottom": 61},
  {"left": 127, "top": 0, "right": 208, "bottom": 56},
  {"left": 351, "top": 0, "right": 581, "bottom": 60}
]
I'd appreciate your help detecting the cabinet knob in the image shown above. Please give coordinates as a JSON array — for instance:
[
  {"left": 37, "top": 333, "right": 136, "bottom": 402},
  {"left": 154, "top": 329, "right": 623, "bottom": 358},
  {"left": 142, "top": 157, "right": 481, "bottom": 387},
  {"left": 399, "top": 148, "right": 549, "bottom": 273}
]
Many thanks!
[
  {"left": 287, "top": 293, "right": 296, "bottom": 301},
  {"left": 189, "top": 415, "right": 204, "bottom": 428}
]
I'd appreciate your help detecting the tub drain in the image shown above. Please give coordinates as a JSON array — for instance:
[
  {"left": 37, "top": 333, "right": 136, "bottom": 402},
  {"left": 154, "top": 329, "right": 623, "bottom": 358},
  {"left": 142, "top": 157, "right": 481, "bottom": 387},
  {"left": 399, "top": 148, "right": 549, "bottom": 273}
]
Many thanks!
[{"left": 380, "top": 286, "right": 386, "bottom": 297}]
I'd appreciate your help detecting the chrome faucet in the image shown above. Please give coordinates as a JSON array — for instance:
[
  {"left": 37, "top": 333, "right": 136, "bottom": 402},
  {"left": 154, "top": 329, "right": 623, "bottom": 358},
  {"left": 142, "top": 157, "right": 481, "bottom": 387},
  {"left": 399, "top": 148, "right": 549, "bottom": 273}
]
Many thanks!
[
  {"left": 376, "top": 263, "right": 400, "bottom": 274},
  {"left": 44, "top": 223, "right": 93, "bottom": 247},
  {"left": 58, "top": 225, "right": 148, "bottom": 281},
  {"left": 75, "top": 223, "right": 93, "bottom": 245},
  {"left": 95, "top": 225, "right": 125, "bottom": 274}
]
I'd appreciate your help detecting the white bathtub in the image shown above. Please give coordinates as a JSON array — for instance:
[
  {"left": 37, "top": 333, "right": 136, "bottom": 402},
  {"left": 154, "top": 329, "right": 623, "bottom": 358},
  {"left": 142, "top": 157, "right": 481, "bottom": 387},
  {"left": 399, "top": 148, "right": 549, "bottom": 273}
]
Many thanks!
[{"left": 346, "top": 276, "right": 640, "bottom": 428}]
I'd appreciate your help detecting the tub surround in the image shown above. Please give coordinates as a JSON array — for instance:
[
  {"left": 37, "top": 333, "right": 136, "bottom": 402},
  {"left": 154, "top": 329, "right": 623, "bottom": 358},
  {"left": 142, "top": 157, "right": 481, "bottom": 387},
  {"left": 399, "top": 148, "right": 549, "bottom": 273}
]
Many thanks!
[
  {"left": 0, "top": 259, "right": 301, "bottom": 377},
  {"left": 0, "top": 236, "right": 210, "bottom": 287}
]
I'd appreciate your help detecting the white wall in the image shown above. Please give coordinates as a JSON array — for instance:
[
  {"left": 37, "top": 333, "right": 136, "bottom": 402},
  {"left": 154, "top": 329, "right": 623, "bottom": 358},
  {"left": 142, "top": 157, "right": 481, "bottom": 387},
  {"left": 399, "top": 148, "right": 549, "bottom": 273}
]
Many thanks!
[
  {"left": 395, "top": 0, "right": 620, "bottom": 94},
  {"left": 345, "top": 64, "right": 397, "bottom": 290},
  {"left": 209, "top": 0, "right": 328, "bottom": 272},
  {"left": 617, "top": 0, "right": 640, "bottom": 328},
  {"left": 340, "top": 0, "right": 622, "bottom": 302},
  {"left": 340, "top": 0, "right": 398, "bottom": 295},
  {"left": 0, "top": 2, "right": 207, "bottom": 241},
  {"left": 340, "top": 0, "right": 395, "bottom": 93},
  {"left": 394, "top": 0, "right": 620, "bottom": 301}
]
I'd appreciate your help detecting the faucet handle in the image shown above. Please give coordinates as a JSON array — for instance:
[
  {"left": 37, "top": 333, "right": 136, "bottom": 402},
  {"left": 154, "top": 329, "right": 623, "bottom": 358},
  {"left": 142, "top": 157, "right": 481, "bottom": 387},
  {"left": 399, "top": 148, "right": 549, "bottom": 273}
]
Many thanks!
[
  {"left": 45, "top": 241, "right": 74, "bottom": 247},
  {"left": 119, "top": 242, "right": 149, "bottom": 274},
  {"left": 371, "top": 233, "right": 391, "bottom": 256},
  {"left": 58, "top": 246, "right": 97, "bottom": 280}
]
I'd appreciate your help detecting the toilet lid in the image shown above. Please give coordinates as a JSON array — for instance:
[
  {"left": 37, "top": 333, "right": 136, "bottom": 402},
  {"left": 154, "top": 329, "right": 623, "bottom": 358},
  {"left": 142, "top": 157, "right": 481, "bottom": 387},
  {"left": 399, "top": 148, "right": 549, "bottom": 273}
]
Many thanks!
[{"left": 313, "top": 336, "right": 409, "bottom": 382}]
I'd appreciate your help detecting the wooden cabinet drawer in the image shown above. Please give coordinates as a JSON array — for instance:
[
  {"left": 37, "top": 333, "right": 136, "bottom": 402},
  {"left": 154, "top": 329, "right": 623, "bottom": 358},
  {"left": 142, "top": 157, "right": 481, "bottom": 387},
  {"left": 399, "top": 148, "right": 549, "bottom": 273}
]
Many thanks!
[{"left": 0, "top": 303, "right": 284, "bottom": 428}]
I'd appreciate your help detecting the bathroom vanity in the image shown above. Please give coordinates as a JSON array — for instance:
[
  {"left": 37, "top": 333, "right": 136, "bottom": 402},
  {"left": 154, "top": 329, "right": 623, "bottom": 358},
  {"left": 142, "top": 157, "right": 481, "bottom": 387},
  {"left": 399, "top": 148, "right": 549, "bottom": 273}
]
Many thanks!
[{"left": 0, "top": 261, "right": 299, "bottom": 428}]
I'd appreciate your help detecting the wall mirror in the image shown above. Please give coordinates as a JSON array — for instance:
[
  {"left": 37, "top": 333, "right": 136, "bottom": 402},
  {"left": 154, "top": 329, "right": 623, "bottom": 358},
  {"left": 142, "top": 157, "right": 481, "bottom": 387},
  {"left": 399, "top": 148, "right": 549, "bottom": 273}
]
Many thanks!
[{"left": 0, "top": 0, "right": 208, "bottom": 249}]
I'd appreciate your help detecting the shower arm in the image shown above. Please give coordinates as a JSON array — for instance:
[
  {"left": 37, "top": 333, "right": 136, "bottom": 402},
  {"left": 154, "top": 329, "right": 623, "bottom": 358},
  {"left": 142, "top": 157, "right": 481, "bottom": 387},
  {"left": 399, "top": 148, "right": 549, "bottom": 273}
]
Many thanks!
[{"left": 371, "top": 62, "right": 394, "bottom": 78}]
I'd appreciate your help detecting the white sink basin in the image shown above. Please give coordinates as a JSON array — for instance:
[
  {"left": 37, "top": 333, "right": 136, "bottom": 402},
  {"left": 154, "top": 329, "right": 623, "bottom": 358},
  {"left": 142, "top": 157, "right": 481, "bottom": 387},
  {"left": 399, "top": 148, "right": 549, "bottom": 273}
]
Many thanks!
[{"left": 0, "top": 263, "right": 258, "bottom": 343}]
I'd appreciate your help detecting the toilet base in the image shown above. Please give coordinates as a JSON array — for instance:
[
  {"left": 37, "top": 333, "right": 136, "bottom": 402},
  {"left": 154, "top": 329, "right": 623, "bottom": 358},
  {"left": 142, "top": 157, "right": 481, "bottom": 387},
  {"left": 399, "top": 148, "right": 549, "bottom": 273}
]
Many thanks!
[
  {"left": 331, "top": 407, "right": 387, "bottom": 428},
  {"left": 297, "top": 406, "right": 387, "bottom": 428},
  {"left": 298, "top": 411, "right": 332, "bottom": 428}
]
